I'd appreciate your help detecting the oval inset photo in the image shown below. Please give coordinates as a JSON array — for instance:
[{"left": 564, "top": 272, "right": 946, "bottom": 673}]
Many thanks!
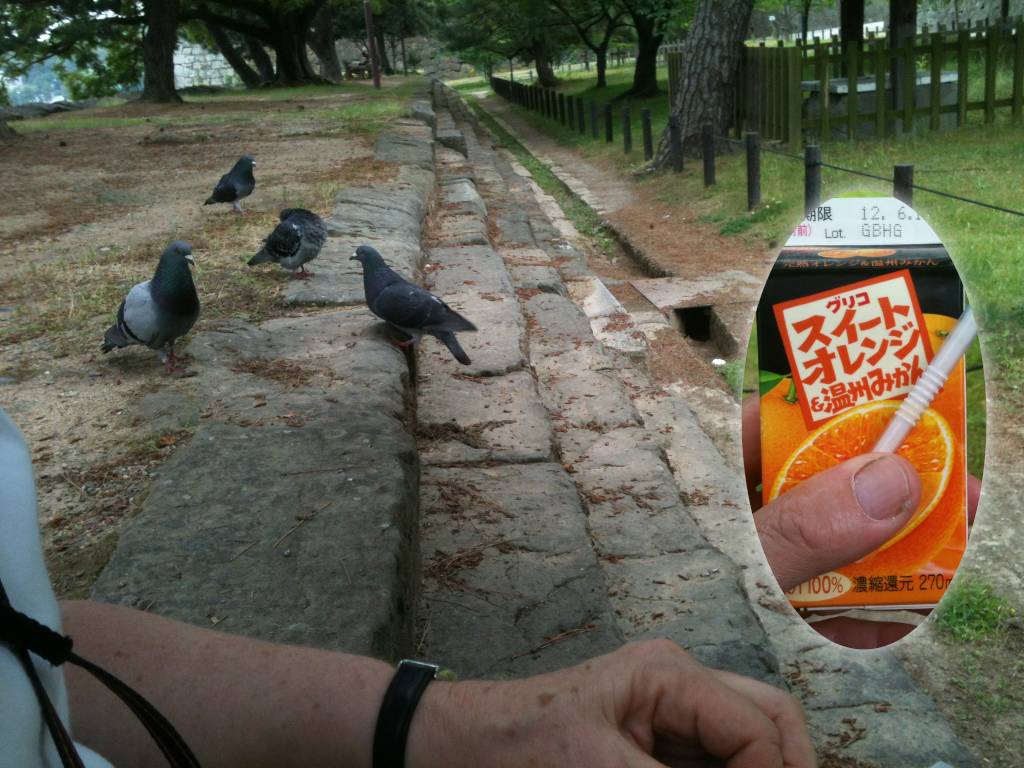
[{"left": 745, "top": 196, "right": 982, "bottom": 649}]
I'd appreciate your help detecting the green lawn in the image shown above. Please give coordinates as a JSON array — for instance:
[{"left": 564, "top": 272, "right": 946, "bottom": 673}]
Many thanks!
[{"left": 471, "top": 62, "right": 1024, "bottom": 480}]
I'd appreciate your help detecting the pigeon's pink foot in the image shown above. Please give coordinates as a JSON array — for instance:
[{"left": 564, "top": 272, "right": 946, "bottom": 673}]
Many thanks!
[
  {"left": 391, "top": 338, "right": 415, "bottom": 349},
  {"left": 292, "top": 270, "right": 314, "bottom": 280}
]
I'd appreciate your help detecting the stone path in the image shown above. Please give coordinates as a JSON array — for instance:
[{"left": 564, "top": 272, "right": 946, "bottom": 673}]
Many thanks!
[
  {"left": 429, "top": 84, "right": 980, "bottom": 767},
  {"left": 89, "top": 78, "right": 981, "bottom": 767}
]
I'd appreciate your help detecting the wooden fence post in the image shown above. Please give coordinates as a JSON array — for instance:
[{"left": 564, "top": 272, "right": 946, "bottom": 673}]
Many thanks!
[
  {"left": 590, "top": 101, "right": 599, "bottom": 139},
  {"left": 930, "top": 31, "right": 942, "bottom": 131},
  {"left": 622, "top": 107, "right": 632, "bottom": 153},
  {"left": 1014, "top": 21, "right": 1024, "bottom": 123},
  {"left": 746, "top": 131, "right": 761, "bottom": 210},
  {"left": 558, "top": 92, "right": 566, "bottom": 125},
  {"left": 577, "top": 98, "right": 586, "bottom": 134},
  {"left": 642, "top": 109, "right": 654, "bottom": 160},
  {"left": 567, "top": 95, "right": 575, "bottom": 130},
  {"left": 669, "top": 116, "right": 683, "bottom": 173},
  {"left": 805, "top": 144, "right": 822, "bottom": 212},
  {"left": 894, "top": 163, "right": 914, "bottom": 205},
  {"left": 604, "top": 103, "right": 614, "bottom": 142},
  {"left": 702, "top": 124, "right": 715, "bottom": 186}
]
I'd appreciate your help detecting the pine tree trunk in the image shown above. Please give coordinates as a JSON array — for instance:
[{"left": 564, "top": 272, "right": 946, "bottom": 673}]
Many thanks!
[
  {"left": 890, "top": 0, "right": 917, "bottom": 111},
  {"left": 311, "top": 4, "right": 343, "bottom": 82},
  {"left": 532, "top": 39, "right": 559, "bottom": 87},
  {"left": 205, "top": 23, "right": 262, "bottom": 88},
  {"left": 595, "top": 46, "right": 608, "bottom": 87},
  {"left": 375, "top": 27, "right": 392, "bottom": 74},
  {"left": 141, "top": 0, "right": 181, "bottom": 102},
  {"left": 654, "top": 0, "right": 754, "bottom": 167},
  {"left": 246, "top": 37, "right": 275, "bottom": 83},
  {"left": 628, "top": 13, "right": 663, "bottom": 97}
]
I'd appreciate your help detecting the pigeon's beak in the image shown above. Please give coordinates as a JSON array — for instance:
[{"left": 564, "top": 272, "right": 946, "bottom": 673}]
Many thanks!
[
  {"left": 185, "top": 254, "right": 195, "bottom": 266},
  {"left": 350, "top": 252, "right": 358, "bottom": 261}
]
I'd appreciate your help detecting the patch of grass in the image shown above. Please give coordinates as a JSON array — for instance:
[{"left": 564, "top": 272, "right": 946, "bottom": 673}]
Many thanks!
[
  {"left": 466, "top": 99, "right": 616, "bottom": 253},
  {"left": 717, "top": 359, "right": 746, "bottom": 397},
  {"left": 936, "top": 577, "right": 1016, "bottom": 642},
  {"left": 15, "top": 115, "right": 152, "bottom": 132}
]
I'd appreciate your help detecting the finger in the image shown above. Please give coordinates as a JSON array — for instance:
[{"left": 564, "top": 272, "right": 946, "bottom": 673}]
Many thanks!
[
  {"left": 710, "top": 671, "right": 816, "bottom": 768},
  {"left": 742, "top": 395, "right": 761, "bottom": 509},
  {"left": 754, "top": 453, "right": 921, "bottom": 592},
  {"left": 967, "top": 474, "right": 981, "bottom": 525},
  {"left": 647, "top": 662, "right": 785, "bottom": 768}
]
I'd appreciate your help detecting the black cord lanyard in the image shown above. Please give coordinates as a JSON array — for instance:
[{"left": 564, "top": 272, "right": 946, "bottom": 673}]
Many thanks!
[{"left": 0, "top": 578, "right": 202, "bottom": 768}]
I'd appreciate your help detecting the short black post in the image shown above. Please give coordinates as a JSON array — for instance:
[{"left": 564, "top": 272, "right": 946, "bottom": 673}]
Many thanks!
[
  {"left": 669, "top": 115, "right": 683, "bottom": 173},
  {"left": 558, "top": 93, "right": 567, "bottom": 126},
  {"left": 567, "top": 95, "right": 575, "bottom": 130},
  {"left": 804, "top": 145, "right": 822, "bottom": 213},
  {"left": 590, "top": 101, "right": 599, "bottom": 139},
  {"left": 642, "top": 109, "right": 653, "bottom": 160},
  {"left": 545, "top": 89, "right": 553, "bottom": 119},
  {"left": 701, "top": 124, "right": 715, "bottom": 187},
  {"left": 746, "top": 131, "right": 762, "bottom": 210},
  {"left": 604, "top": 104, "right": 613, "bottom": 142},
  {"left": 622, "top": 107, "right": 632, "bottom": 153},
  {"left": 894, "top": 163, "right": 914, "bottom": 206},
  {"left": 577, "top": 98, "right": 586, "bottom": 134}
]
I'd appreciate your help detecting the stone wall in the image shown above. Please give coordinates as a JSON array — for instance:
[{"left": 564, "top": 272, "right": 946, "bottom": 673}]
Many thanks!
[{"left": 173, "top": 42, "right": 240, "bottom": 89}]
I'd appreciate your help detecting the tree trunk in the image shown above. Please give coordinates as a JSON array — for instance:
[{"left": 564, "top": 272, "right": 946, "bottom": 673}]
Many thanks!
[
  {"left": 628, "top": 12, "right": 664, "bottom": 97},
  {"left": 840, "top": 0, "right": 864, "bottom": 46},
  {"left": 247, "top": 37, "right": 275, "bottom": 83},
  {"left": 654, "top": 0, "right": 755, "bottom": 167},
  {"left": 595, "top": 45, "right": 608, "bottom": 87},
  {"left": 801, "top": 0, "right": 810, "bottom": 46},
  {"left": 1002, "top": 0, "right": 1010, "bottom": 22},
  {"left": 401, "top": 37, "right": 407, "bottom": 74},
  {"left": 272, "top": 11, "right": 328, "bottom": 85},
  {"left": 375, "top": 27, "right": 392, "bottom": 74},
  {"left": 141, "top": 0, "right": 181, "bottom": 102},
  {"left": 205, "top": 23, "right": 262, "bottom": 88},
  {"left": 0, "top": 119, "right": 17, "bottom": 140},
  {"left": 889, "top": 0, "right": 916, "bottom": 110},
  {"left": 310, "top": 3, "right": 343, "bottom": 82},
  {"left": 532, "top": 39, "right": 559, "bottom": 87}
]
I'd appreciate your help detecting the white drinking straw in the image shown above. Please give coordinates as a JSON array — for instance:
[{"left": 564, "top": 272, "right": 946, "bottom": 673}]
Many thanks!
[{"left": 872, "top": 306, "right": 977, "bottom": 453}]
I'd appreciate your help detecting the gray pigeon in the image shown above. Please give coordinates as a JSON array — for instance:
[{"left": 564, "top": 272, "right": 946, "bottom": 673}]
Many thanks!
[
  {"left": 101, "top": 241, "right": 200, "bottom": 373},
  {"left": 247, "top": 208, "right": 326, "bottom": 279},
  {"left": 204, "top": 154, "right": 255, "bottom": 213},
  {"left": 351, "top": 245, "right": 476, "bottom": 365}
]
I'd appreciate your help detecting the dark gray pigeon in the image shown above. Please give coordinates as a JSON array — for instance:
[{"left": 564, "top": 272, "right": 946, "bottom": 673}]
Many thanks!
[
  {"left": 247, "top": 208, "right": 326, "bottom": 279},
  {"left": 204, "top": 154, "right": 255, "bottom": 213},
  {"left": 101, "top": 240, "right": 200, "bottom": 373},
  {"left": 351, "top": 244, "right": 476, "bottom": 365}
]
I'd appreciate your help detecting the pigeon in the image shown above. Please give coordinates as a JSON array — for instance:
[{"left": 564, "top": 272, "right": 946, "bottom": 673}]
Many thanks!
[
  {"left": 204, "top": 154, "right": 255, "bottom": 213},
  {"left": 350, "top": 245, "right": 476, "bottom": 365},
  {"left": 0, "top": 407, "right": 116, "bottom": 768},
  {"left": 101, "top": 240, "right": 200, "bottom": 373},
  {"left": 247, "top": 208, "right": 326, "bottom": 279}
]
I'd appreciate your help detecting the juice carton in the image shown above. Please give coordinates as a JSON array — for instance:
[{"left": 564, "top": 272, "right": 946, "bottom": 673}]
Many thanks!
[{"left": 756, "top": 197, "right": 968, "bottom": 610}]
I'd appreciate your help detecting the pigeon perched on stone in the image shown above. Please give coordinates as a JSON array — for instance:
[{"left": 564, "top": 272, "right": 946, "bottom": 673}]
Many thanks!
[
  {"left": 247, "top": 208, "right": 326, "bottom": 279},
  {"left": 101, "top": 240, "right": 200, "bottom": 373},
  {"left": 351, "top": 244, "right": 476, "bottom": 365},
  {"left": 204, "top": 154, "right": 255, "bottom": 213}
]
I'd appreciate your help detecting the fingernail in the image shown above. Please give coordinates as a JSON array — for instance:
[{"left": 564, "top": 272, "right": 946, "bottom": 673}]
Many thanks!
[{"left": 853, "top": 456, "right": 914, "bottom": 521}]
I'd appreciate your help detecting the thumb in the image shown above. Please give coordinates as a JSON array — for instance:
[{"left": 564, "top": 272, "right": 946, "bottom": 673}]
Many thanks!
[{"left": 754, "top": 453, "right": 921, "bottom": 592}]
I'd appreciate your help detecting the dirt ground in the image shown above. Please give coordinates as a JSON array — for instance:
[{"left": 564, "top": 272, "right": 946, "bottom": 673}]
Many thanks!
[{"left": 0, "top": 82, "right": 405, "bottom": 597}]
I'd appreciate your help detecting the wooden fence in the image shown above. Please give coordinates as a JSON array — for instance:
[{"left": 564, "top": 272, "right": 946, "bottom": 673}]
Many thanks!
[{"left": 664, "top": 21, "right": 1024, "bottom": 146}]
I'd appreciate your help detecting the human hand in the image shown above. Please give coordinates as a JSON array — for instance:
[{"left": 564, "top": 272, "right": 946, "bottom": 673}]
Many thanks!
[
  {"left": 741, "top": 396, "right": 981, "bottom": 648},
  {"left": 409, "top": 639, "right": 816, "bottom": 768}
]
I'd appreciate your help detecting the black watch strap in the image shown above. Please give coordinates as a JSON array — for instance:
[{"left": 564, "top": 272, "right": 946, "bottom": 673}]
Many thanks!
[{"left": 372, "top": 659, "right": 440, "bottom": 768}]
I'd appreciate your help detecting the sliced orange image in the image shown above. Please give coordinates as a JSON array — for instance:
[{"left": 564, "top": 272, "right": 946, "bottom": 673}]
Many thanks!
[{"left": 769, "top": 400, "right": 955, "bottom": 553}]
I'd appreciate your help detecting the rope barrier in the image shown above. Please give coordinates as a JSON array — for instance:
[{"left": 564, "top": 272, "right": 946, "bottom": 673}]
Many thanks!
[
  {"left": 490, "top": 80, "right": 1024, "bottom": 220},
  {"left": 718, "top": 133, "right": 1024, "bottom": 218}
]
